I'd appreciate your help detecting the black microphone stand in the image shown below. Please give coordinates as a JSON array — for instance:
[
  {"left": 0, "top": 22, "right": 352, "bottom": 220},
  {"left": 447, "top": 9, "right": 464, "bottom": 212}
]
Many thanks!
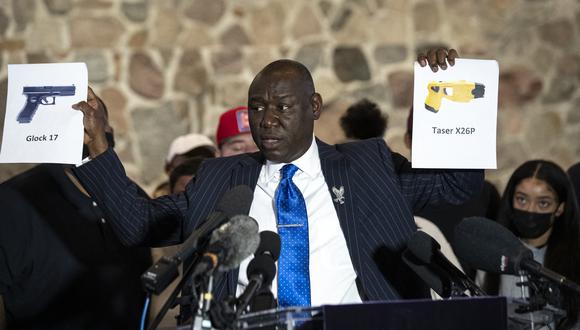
[
  {"left": 507, "top": 271, "right": 568, "bottom": 329},
  {"left": 402, "top": 249, "right": 486, "bottom": 298},
  {"left": 196, "top": 273, "right": 216, "bottom": 330},
  {"left": 147, "top": 253, "right": 201, "bottom": 330},
  {"left": 249, "top": 288, "right": 276, "bottom": 313},
  {"left": 209, "top": 288, "right": 277, "bottom": 330},
  {"left": 208, "top": 295, "right": 238, "bottom": 330},
  {"left": 451, "top": 273, "right": 487, "bottom": 298}
]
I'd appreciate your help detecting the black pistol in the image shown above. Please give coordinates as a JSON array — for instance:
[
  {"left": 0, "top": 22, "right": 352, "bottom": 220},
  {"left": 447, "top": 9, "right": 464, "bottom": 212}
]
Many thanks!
[{"left": 17, "top": 85, "right": 76, "bottom": 124}]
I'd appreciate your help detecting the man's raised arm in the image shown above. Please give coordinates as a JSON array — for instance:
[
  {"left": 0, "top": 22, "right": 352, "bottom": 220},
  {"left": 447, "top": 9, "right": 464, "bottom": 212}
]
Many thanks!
[
  {"left": 391, "top": 150, "right": 484, "bottom": 211},
  {"left": 72, "top": 88, "right": 186, "bottom": 246},
  {"left": 395, "top": 47, "right": 484, "bottom": 210}
]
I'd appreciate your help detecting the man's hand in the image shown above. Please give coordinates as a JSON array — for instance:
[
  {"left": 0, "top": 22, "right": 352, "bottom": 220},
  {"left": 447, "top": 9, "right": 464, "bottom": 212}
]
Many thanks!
[
  {"left": 72, "top": 87, "right": 109, "bottom": 158},
  {"left": 417, "top": 48, "right": 459, "bottom": 72}
]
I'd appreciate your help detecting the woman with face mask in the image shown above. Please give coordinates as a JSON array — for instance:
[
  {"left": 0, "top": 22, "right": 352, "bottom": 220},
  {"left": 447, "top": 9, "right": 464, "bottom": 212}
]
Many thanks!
[{"left": 481, "top": 160, "right": 580, "bottom": 329}]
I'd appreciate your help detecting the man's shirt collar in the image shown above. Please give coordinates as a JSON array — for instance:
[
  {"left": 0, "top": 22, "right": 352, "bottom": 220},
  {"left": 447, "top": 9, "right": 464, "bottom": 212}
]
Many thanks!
[{"left": 263, "top": 136, "right": 320, "bottom": 181}]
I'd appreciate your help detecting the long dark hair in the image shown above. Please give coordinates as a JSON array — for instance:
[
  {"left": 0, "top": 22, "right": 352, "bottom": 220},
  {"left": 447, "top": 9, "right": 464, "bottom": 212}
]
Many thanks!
[{"left": 497, "top": 160, "right": 580, "bottom": 327}]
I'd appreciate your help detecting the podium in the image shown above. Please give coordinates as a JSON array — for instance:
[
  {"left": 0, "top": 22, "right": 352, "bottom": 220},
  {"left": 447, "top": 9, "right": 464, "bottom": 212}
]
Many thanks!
[{"left": 237, "top": 297, "right": 507, "bottom": 330}]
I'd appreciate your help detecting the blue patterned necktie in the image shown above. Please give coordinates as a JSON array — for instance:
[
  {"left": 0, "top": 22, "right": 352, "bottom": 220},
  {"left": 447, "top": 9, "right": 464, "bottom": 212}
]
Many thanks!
[{"left": 275, "top": 164, "right": 311, "bottom": 307}]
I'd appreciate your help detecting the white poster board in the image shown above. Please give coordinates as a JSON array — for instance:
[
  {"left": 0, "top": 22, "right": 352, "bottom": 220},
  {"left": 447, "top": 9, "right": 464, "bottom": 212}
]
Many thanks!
[
  {"left": 0, "top": 63, "right": 87, "bottom": 164},
  {"left": 412, "top": 59, "right": 498, "bottom": 169}
]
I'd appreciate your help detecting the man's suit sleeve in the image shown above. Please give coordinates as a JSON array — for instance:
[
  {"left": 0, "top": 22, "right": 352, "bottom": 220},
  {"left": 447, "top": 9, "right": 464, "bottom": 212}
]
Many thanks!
[
  {"left": 72, "top": 148, "right": 187, "bottom": 246},
  {"left": 385, "top": 142, "right": 484, "bottom": 212}
]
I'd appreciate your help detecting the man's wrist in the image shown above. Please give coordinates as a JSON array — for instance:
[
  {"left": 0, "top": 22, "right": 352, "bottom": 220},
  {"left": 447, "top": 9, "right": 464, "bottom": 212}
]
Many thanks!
[
  {"left": 88, "top": 138, "right": 109, "bottom": 159},
  {"left": 77, "top": 156, "right": 92, "bottom": 167},
  {"left": 77, "top": 147, "right": 109, "bottom": 167}
]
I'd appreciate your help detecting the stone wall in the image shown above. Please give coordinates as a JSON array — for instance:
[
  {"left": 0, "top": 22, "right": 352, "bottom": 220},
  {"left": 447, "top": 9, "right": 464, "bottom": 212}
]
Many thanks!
[{"left": 1, "top": 0, "right": 579, "bottom": 193}]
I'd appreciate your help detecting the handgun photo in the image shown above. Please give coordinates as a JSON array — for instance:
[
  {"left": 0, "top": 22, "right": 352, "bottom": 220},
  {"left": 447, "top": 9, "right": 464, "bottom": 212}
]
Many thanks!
[
  {"left": 17, "top": 85, "right": 76, "bottom": 124},
  {"left": 424, "top": 80, "right": 485, "bottom": 113}
]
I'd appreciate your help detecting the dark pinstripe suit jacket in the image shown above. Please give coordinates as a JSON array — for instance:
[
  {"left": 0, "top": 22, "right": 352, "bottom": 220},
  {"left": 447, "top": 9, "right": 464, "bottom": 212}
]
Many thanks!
[{"left": 74, "top": 137, "right": 483, "bottom": 302}]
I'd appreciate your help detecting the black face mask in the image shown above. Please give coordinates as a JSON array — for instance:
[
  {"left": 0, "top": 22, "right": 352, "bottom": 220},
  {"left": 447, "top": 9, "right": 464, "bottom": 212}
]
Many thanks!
[
  {"left": 511, "top": 208, "right": 554, "bottom": 239},
  {"left": 82, "top": 132, "right": 115, "bottom": 159}
]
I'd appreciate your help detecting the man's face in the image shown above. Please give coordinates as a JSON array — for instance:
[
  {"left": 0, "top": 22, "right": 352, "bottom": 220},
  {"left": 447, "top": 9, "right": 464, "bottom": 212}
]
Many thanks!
[
  {"left": 248, "top": 72, "right": 321, "bottom": 163},
  {"left": 219, "top": 133, "right": 258, "bottom": 157},
  {"left": 166, "top": 154, "right": 188, "bottom": 174}
]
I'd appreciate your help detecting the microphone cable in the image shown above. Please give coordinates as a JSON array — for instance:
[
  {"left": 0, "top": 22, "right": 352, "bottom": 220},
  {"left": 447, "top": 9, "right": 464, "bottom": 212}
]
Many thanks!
[{"left": 140, "top": 295, "right": 151, "bottom": 330}]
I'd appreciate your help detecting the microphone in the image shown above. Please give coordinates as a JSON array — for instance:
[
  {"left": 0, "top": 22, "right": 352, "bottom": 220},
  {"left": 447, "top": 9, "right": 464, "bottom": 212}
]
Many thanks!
[
  {"left": 254, "top": 230, "right": 281, "bottom": 261},
  {"left": 194, "top": 215, "right": 259, "bottom": 328},
  {"left": 209, "top": 231, "right": 280, "bottom": 330},
  {"left": 192, "top": 215, "right": 261, "bottom": 277},
  {"left": 455, "top": 217, "right": 580, "bottom": 294},
  {"left": 176, "top": 185, "right": 254, "bottom": 263},
  {"left": 141, "top": 185, "right": 253, "bottom": 295},
  {"left": 236, "top": 255, "right": 276, "bottom": 314},
  {"left": 237, "top": 231, "right": 280, "bottom": 315},
  {"left": 454, "top": 216, "right": 530, "bottom": 275},
  {"left": 403, "top": 231, "right": 485, "bottom": 298}
]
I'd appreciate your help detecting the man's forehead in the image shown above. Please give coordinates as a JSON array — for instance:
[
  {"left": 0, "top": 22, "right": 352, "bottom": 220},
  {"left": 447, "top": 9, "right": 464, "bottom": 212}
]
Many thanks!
[
  {"left": 249, "top": 87, "right": 298, "bottom": 98},
  {"left": 249, "top": 75, "right": 304, "bottom": 95},
  {"left": 254, "top": 70, "right": 298, "bottom": 85}
]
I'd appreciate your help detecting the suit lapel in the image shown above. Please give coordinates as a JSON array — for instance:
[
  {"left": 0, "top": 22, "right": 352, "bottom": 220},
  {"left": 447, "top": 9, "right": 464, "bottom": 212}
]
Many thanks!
[
  {"left": 318, "top": 140, "right": 350, "bottom": 227},
  {"left": 231, "top": 152, "right": 263, "bottom": 189},
  {"left": 317, "top": 140, "right": 362, "bottom": 279},
  {"left": 225, "top": 152, "right": 264, "bottom": 297}
]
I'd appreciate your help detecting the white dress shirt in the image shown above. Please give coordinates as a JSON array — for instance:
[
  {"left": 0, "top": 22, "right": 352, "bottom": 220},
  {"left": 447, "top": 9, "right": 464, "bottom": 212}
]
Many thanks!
[{"left": 236, "top": 138, "right": 362, "bottom": 306}]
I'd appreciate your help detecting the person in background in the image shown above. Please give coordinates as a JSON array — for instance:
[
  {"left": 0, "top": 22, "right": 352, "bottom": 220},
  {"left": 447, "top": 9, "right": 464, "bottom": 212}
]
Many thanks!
[
  {"left": 482, "top": 160, "right": 580, "bottom": 329},
  {"left": 153, "top": 133, "right": 217, "bottom": 197},
  {"left": 169, "top": 157, "right": 207, "bottom": 194},
  {"left": 216, "top": 106, "right": 259, "bottom": 157},
  {"left": 567, "top": 162, "right": 580, "bottom": 211},
  {"left": 165, "top": 134, "right": 217, "bottom": 174},
  {"left": 154, "top": 106, "right": 255, "bottom": 197},
  {"left": 339, "top": 98, "right": 388, "bottom": 141},
  {"left": 0, "top": 88, "right": 151, "bottom": 330}
]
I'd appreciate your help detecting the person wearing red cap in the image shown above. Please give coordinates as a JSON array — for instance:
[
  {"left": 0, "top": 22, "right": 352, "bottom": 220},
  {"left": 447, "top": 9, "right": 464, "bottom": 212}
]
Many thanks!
[{"left": 216, "top": 106, "right": 258, "bottom": 157}]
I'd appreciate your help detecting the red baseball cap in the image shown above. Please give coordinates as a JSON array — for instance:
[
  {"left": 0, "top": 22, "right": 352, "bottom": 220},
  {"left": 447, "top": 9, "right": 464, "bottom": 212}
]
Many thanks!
[{"left": 216, "top": 106, "right": 251, "bottom": 146}]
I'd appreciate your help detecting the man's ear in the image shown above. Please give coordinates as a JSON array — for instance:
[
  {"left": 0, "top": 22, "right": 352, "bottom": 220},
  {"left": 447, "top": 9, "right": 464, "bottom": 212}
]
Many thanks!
[
  {"left": 555, "top": 202, "right": 565, "bottom": 217},
  {"left": 312, "top": 92, "right": 322, "bottom": 120}
]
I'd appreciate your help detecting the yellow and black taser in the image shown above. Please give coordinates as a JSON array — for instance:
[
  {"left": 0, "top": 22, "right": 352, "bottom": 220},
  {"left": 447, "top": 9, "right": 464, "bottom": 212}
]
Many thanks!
[{"left": 424, "top": 80, "right": 485, "bottom": 113}]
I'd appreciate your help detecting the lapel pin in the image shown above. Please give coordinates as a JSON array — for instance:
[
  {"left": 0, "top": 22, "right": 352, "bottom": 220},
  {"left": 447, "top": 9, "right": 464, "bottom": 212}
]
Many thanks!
[{"left": 332, "top": 186, "right": 345, "bottom": 204}]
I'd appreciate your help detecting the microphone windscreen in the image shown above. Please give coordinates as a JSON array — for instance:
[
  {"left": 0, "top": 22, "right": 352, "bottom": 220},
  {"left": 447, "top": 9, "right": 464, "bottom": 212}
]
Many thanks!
[
  {"left": 406, "top": 231, "right": 441, "bottom": 265},
  {"left": 255, "top": 231, "right": 281, "bottom": 261},
  {"left": 210, "top": 214, "right": 260, "bottom": 271},
  {"left": 247, "top": 254, "right": 277, "bottom": 285},
  {"left": 216, "top": 185, "right": 254, "bottom": 217},
  {"left": 454, "top": 217, "right": 532, "bottom": 274}
]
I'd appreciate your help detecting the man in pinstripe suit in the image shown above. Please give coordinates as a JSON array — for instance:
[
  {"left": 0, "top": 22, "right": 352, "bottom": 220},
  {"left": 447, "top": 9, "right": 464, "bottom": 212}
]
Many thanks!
[{"left": 73, "top": 48, "right": 483, "bottom": 306}]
